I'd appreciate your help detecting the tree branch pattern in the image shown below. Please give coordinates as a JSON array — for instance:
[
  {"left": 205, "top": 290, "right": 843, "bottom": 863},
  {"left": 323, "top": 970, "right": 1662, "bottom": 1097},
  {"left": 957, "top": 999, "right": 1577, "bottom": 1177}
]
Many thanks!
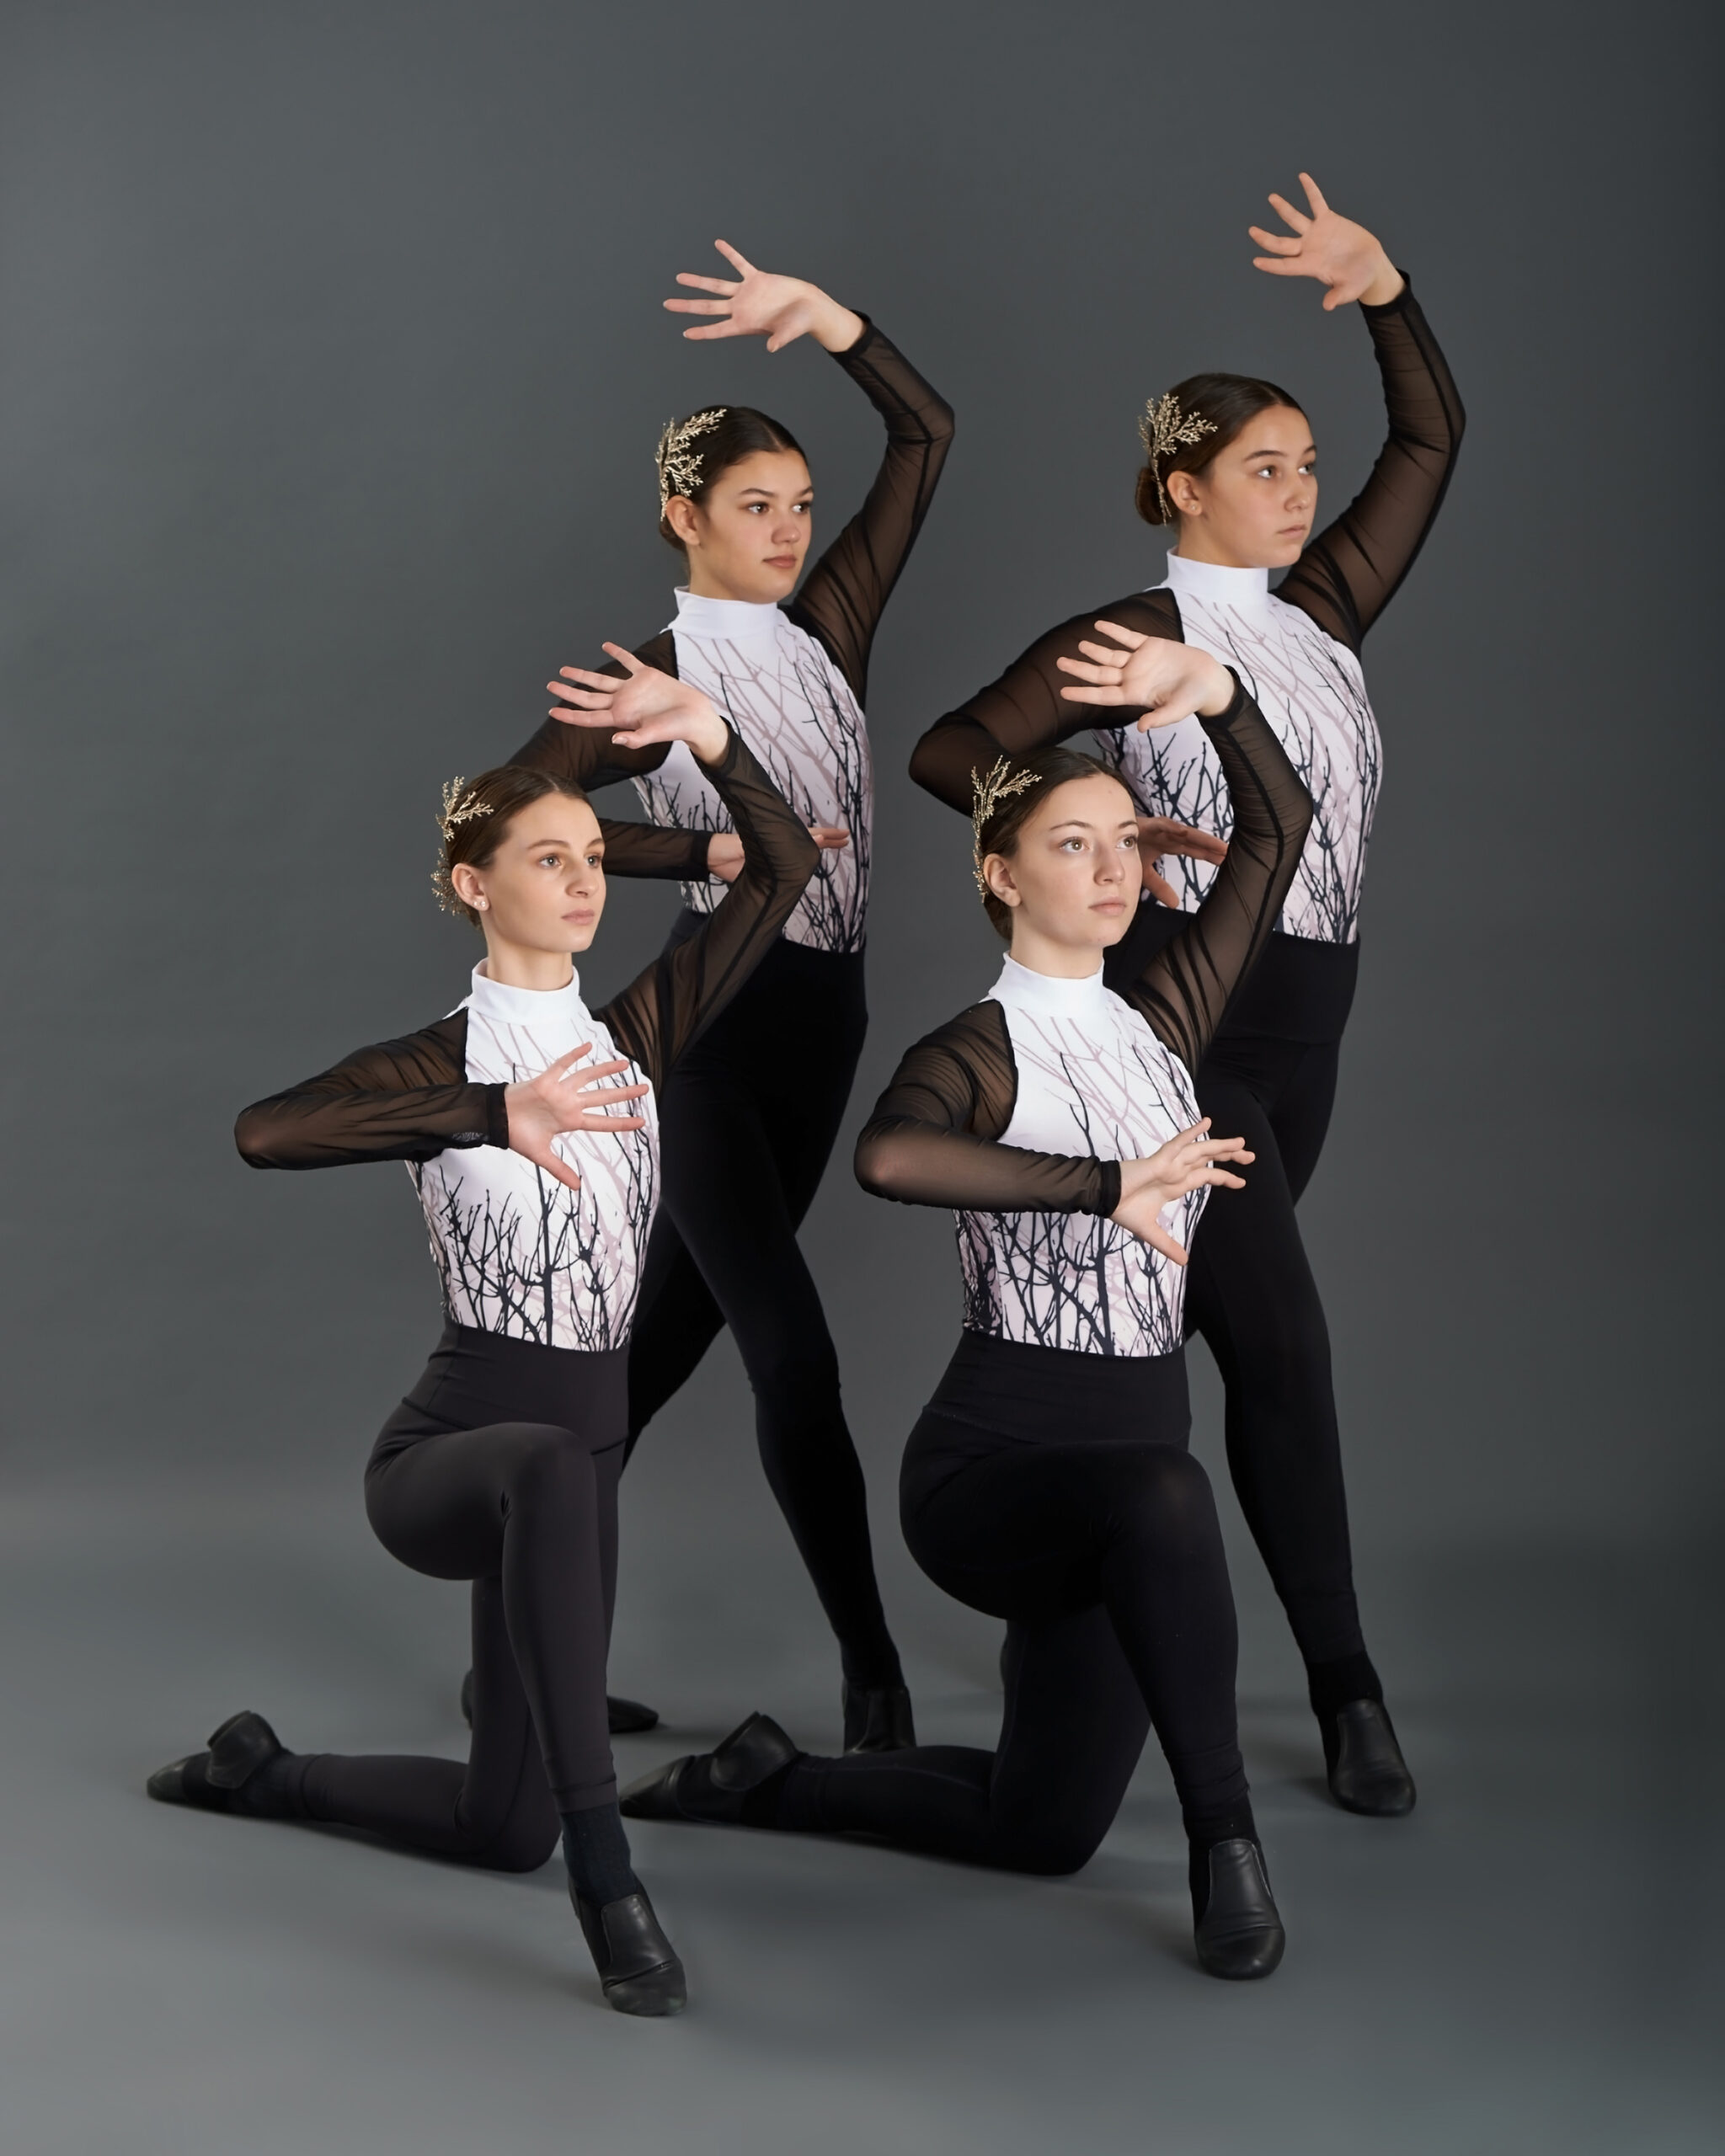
[
  {"left": 633, "top": 622, "right": 872, "bottom": 955},
  {"left": 410, "top": 1008, "right": 659, "bottom": 1351},
  {"left": 1097, "top": 594, "right": 1381, "bottom": 945},
  {"left": 959, "top": 1001, "right": 1204, "bottom": 1358}
]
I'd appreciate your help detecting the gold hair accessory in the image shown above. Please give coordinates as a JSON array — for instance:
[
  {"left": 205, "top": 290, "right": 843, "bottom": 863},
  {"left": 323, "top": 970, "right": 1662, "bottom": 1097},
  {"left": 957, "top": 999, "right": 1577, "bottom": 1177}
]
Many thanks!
[
  {"left": 1138, "top": 392, "right": 1217, "bottom": 520},
  {"left": 432, "top": 777, "right": 494, "bottom": 916},
  {"left": 438, "top": 776, "right": 494, "bottom": 842},
  {"left": 655, "top": 408, "right": 729, "bottom": 512},
  {"left": 970, "top": 757, "right": 1043, "bottom": 896}
]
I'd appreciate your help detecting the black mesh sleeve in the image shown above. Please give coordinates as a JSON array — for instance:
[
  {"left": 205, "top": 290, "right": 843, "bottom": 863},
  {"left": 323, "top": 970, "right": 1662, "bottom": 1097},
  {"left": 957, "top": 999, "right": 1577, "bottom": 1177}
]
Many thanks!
[
  {"left": 595, "top": 732, "right": 819, "bottom": 1090},
  {"left": 1120, "top": 684, "right": 1312, "bottom": 1070},
  {"left": 496, "top": 629, "right": 718, "bottom": 883},
  {"left": 854, "top": 1001, "right": 1123, "bottom": 1217},
  {"left": 908, "top": 590, "right": 1183, "bottom": 811},
  {"left": 233, "top": 1012, "right": 508, "bottom": 1170},
  {"left": 1274, "top": 281, "right": 1465, "bottom": 652},
  {"left": 786, "top": 320, "right": 955, "bottom": 702},
  {"left": 596, "top": 816, "right": 713, "bottom": 883}
]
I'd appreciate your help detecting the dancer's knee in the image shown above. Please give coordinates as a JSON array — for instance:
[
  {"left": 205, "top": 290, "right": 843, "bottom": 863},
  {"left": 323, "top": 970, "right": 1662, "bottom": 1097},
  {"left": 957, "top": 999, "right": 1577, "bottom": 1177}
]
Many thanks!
[
  {"left": 991, "top": 1812, "right": 1107, "bottom": 1876},
  {"left": 504, "top": 1422, "right": 596, "bottom": 1506},
  {"left": 467, "top": 1802, "right": 560, "bottom": 1874},
  {"left": 1117, "top": 1449, "right": 1220, "bottom": 1552}
]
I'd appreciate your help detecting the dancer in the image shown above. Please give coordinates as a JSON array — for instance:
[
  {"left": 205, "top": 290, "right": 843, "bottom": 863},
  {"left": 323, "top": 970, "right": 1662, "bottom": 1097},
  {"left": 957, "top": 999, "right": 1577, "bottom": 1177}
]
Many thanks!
[
  {"left": 148, "top": 658, "right": 817, "bottom": 2016},
  {"left": 908, "top": 177, "right": 1463, "bottom": 1812},
  {"left": 505, "top": 242, "right": 954, "bottom": 1751},
  {"left": 622, "top": 640, "right": 1313, "bottom": 1979}
]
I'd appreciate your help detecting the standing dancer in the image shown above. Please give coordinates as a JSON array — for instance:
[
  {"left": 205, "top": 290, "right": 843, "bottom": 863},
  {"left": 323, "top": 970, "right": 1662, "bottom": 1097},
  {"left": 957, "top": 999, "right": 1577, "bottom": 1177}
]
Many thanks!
[
  {"left": 621, "top": 643, "right": 1313, "bottom": 1979},
  {"left": 910, "top": 177, "right": 1462, "bottom": 1812},
  {"left": 508, "top": 243, "right": 953, "bottom": 1750},
  {"left": 148, "top": 660, "right": 816, "bottom": 2015}
]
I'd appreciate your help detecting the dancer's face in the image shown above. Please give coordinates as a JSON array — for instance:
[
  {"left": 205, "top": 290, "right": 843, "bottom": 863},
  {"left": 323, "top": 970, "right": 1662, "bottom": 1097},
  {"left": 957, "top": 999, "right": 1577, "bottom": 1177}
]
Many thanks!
[
  {"left": 451, "top": 794, "right": 608, "bottom": 979},
  {"left": 984, "top": 774, "right": 1141, "bottom": 974},
  {"left": 1167, "top": 405, "right": 1316, "bottom": 569},
  {"left": 666, "top": 450, "right": 814, "bottom": 604}
]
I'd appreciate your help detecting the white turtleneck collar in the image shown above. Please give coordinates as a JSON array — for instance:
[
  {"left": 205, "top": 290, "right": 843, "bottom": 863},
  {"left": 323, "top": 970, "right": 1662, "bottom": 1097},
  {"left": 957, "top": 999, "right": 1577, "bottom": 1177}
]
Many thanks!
[
  {"left": 466, "top": 961, "right": 590, "bottom": 1027},
  {"left": 1161, "top": 551, "right": 1271, "bottom": 611},
  {"left": 989, "top": 952, "right": 1110, "bottom": 1019},
  {"left": 669, "top": 586, "right": 786, "bottom": 647}
]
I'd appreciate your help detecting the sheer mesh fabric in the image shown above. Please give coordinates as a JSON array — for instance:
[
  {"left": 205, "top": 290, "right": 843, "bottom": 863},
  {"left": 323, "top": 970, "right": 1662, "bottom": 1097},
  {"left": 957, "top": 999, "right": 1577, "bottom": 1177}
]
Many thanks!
[
  {"left": 503, "top": 318, "right": 954, "bottom": 866},
  {"left": 909, "top": 284, "right": 1463, "bottom": 815},
  {"left": 234, "top": 734, "right": 816, "bottom": 1170},
  {"left": 855, "top": 691, "right": 1310, "bottom": 1210},
  {"left": 593, "top": 815, "right": 711, "bottom": 882}
]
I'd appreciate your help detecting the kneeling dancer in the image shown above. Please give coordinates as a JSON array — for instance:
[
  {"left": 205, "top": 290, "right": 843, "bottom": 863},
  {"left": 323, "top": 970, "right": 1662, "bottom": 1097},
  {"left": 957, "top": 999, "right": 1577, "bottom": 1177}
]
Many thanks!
[
  {"left": 147, "top": 657, "right": 817, "bottom": 2016},
  {"left": 622, "top": 633, "right": 1311, "bottom": 1978}
]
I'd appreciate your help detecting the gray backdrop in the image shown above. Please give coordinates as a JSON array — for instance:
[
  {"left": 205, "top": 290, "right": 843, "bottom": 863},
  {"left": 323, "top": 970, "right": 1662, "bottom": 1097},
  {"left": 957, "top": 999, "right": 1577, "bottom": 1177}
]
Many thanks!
[{"left": 2, "top": 3, "right": 1719, "bottom": 2151}]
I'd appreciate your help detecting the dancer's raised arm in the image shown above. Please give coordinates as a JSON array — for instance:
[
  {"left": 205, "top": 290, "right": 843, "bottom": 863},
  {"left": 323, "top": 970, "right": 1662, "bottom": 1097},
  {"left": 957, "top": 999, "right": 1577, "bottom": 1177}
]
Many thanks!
[{"left": 554, "top": 648, "right": 819, "bottom": 1088}]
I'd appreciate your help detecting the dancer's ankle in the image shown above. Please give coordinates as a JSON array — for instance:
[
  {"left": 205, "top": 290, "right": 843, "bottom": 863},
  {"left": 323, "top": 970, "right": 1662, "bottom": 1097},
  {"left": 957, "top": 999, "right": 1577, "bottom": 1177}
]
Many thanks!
[{"left": 560, "top": 1802, "right": 640, "bottom": 1908}]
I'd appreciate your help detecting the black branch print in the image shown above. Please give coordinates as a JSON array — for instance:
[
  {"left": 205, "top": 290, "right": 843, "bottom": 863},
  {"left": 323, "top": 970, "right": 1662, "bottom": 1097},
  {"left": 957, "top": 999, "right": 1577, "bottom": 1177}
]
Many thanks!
[
  {"left": 633, "top": 624, "right": 873, "bottom": 954},
  {"left": 412, "top": 1012, "right": 660, "bottom": 1351},
  {"left": 959, "top": 1006, "right": 1204, "bottom": 1358},
  {"left": 1098, "top": 597, "right": 1381, "bottom": 944}
]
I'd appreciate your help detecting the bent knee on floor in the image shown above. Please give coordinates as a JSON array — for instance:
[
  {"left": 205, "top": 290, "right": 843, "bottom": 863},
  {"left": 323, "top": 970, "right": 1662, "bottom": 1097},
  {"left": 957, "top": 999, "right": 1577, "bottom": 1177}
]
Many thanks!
[
  {"left": 991, "top": 1819, "right": 1108, "bottom": 1876},
  {"left": 468, "top": 1812, "right": 560, "bottom": 1874}
]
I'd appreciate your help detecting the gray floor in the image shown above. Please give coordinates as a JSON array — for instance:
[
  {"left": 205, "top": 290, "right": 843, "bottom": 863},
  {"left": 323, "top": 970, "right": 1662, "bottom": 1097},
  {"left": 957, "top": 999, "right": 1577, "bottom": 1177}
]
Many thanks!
[{"left": 4, "top": 1357, "right": 1717, "bottom": 2156}]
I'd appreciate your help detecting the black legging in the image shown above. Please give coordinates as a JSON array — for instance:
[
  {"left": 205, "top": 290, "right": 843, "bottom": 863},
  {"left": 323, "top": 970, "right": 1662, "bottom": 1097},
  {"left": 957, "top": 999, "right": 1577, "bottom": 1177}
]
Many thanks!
[
  {"left": 294, "top": 1326, "right": 626, "bottom": 1871},
  {"left": 1183, "top": 1033, "right": 1361, "bottom": 1667},
  {"left": 779, "top": 1335, "right": 1245, "bottom": 1870},
  {"left": 625, "top": 924, "right": 900, "bottom": 1688},
  {"left": 1103, "top": 907, "right": 1368, "bottom": 1684}
]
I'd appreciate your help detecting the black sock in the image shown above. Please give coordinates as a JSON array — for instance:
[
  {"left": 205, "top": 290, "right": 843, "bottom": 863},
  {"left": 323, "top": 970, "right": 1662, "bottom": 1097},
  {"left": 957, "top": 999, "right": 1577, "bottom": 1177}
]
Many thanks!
[
  {"left": 1183, "top": 1799, "right": 1260, "bottom": 1921},
  {"left": 1307, "top": 1651, "right": 1384, "bottom": 1722},
  {"left": 560, "top": 1804, "right": 640, "bottom": 1908}
]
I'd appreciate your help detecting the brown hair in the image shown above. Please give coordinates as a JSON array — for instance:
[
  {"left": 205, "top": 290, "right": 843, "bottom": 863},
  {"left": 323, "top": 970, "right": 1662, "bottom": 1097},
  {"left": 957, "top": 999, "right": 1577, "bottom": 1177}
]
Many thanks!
[
  {"left": 1135, "top": 371, "right": 1305, "bottom": 527},
  {"left": 975, "top": 745, "right": 1131, "bottom": 938},
  {"left": 433, "top": 765, "right": 592, "bottom": 927},
  {"left": 659, "top": 405, "right": 807, "bottom": 550}
]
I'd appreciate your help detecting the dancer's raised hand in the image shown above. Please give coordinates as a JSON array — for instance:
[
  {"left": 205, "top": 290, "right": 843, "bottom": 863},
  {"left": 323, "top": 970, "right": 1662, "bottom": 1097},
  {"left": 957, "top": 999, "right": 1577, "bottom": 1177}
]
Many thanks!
[
  {"left": 1111, "top": 1119, "right": 1253, "bottom": 1266},
  {"left": 705, "top": 825, "right": 849, "bottom": 885},
  {"left": 548, "top": 648, "right": 730, "bottom": 763},
  {"left": 665, "top": 241, "right": 863, "bottom": 355},
  {"left": 1058, "top": 621, "right": 1236, "bottom": 729},
  {"left": 1248, "top": 173, "right": 1403, "bottom": 311},
  {"left": 505, "top": 1045, "right": 650, "bottom": 1193},
  {"left": 1137, "top": 816, "right": 1228, "bottom": 905}
]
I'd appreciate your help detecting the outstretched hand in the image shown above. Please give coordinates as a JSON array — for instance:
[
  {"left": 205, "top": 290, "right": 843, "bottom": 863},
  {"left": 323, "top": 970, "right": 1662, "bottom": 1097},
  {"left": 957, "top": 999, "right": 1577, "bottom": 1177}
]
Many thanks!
[
  {"left": 1111, "top": 1118, "right": 1253, "bottom": 1266},
  {"left": 665, "top": 240, "right": 864, "bottom": 355},
  {"left": 1058, "top": 622, "right": 1237, "bottom": 730},
  {"left": 1248, "top": 173, "right": 1403, "bottom": 311},
  {"left": 549, "top": 647, "right": 730, "bottom": 765},
  {"left": 505, "top": 1045, "right": 650, "bottom": 1194},
  {"left": 1137, "top": 817, "right": 1227, "bottom": 906}
]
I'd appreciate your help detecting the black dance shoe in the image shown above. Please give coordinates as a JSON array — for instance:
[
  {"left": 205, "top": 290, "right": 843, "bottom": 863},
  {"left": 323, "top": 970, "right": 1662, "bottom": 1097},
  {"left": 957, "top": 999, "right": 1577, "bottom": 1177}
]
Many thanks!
[
  {"left": 569, "top": 1881, "right": 686, "bottom": 2017},
  {"left": 1193, "top": 1838, "right": 1286, "bottom": 1980},
  {"left": 460, "top": 1668, "right": 659, "bottom": 1737},
  {"left": 1322, "top": 1700, "right": 1417, "bottom": 1817},
  {"left": 620, "top": 1712, "right": 802, "bottom": 1827},
  {"left": 842, "top": 1682, "right": 916, "bottom": 1753},
  {"left": 147, "top": 1710, "right": 296, "bottom": 1817}
]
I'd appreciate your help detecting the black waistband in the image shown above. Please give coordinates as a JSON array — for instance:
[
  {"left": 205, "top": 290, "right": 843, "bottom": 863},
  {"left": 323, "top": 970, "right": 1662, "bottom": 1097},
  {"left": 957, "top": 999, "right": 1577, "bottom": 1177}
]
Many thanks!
[
  {"left": 666, "top": 907, "right": 866, "bottom": 978},
  {"left": 1108, "top": 902, "right": 1359, "bottom": 1045},
  {"left": 381, "top": 1323, "right": 630, "bottom": 1454},
  {"left": 923, "top": 1329, "right": 1192, "bottom": 1445}
]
